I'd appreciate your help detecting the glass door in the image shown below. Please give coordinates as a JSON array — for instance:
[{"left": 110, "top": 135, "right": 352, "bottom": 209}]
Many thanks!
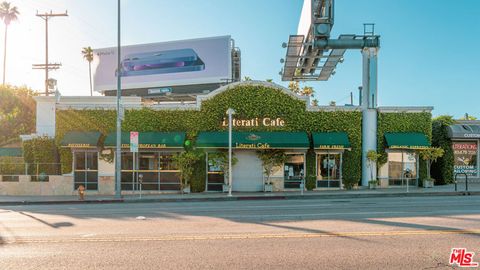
[
  {"left": 317, "top": 153, "right": 341, "bottom": 188},
  {"left": 137, "top": 152, "right": 160, "bottom": 191},
  {"left": 388, "top": 151, "right": 417, "bottom": 186},
  {"left": 207, "top": 153, "right": 224, "bottom": 191},
  {"left": 74, "top": 151, "right": 98, "bottom": 190},
  {"left": 284, "top": 154, "right": 305, "bottom": 189}
]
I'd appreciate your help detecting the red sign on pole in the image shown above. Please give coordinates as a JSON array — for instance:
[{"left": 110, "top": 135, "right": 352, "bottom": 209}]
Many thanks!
[{"left": 130, "top": 132, "right": 139, "bottom": 152}]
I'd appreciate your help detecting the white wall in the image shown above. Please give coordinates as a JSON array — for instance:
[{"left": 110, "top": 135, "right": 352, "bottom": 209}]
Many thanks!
[{"left": 34, "top": 96, "right": 56, "bottom": 137}]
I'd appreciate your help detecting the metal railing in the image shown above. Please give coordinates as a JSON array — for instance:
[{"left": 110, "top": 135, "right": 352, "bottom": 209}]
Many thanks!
[{"left": 0, "top": 163, "right": 62, "bottom": 177}]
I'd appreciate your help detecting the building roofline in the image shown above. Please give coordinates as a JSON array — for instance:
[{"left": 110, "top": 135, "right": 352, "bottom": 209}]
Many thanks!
[
  {"left": 196, "top": 81, "right": 310, "bottom": 108},
  {"left": 378, "top": 106, "right": 434, "bottom": 113}
]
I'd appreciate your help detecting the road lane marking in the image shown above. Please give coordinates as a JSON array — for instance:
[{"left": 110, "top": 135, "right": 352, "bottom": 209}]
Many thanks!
[{"left": 5, "top": 229, "right": 480, "bottom": 244}]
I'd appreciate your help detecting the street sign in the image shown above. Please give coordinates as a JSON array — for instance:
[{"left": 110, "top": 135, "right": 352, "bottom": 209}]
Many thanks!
[{"left": 130, "top": 131, "right": 139, "bottom": 152}]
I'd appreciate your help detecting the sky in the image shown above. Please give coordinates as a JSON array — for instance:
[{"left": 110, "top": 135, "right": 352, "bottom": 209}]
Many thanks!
[{"left": 3, "top": 0, "right": 480, "bottom": 118}]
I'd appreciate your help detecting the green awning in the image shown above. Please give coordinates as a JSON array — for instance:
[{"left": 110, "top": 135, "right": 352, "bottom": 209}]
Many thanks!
[
  {"left": 0, "top": 148, "right": 22, "bottom": 157},
  {"left": 384, "top": 132, "right": 430, "bottom": 149},
  {"left": 104, "top": 132, "right": 185, "bottom": 148},
  {"left": 61, "top": 132, "right": 102, "bottom": 148},
  {"left": 196, "top": 132, "right": 309, "bottom": 149},
  {"left": 313, "top": 132, "right": 351, "bottom": 150}
]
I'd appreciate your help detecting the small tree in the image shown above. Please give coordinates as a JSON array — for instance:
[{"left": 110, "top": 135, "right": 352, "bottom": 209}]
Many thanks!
[
  {"left": 208, "top": 151, "right": 238, "bottom": 185},
  {"left": 257, "top": 149, "right": 288, "bottom": 185},
  {"left": 173, "top": 151, "right": 202, "bottom": 193},
  {"left": 419, "top": 147, "right": 445, "bottom": 180},
  {"left": 366, "top": 150, "right": 381, "bottom": 182}
]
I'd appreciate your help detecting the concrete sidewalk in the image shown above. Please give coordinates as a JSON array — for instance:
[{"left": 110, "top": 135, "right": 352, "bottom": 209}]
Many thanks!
[{"left": 0, "top": 182, "right": 478, "bottom": 206}]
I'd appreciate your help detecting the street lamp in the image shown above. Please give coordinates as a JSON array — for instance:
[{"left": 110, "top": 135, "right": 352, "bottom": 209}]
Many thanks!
[
  {"left": 115, "top": 0, "right": 122, "bottom": 198},
  {"left": 226, "top": 108, "right": 235, "bottom": 197}
]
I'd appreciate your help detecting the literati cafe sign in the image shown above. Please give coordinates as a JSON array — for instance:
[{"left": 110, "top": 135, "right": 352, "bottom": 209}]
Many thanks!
[{"left": 221, "top": 117, "right": 285, "bottom": 128}]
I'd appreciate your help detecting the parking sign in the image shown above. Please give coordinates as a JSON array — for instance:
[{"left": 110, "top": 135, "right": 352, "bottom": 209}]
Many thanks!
[{"left": 130, "top": 132, "right": 139, "bottom": 152}]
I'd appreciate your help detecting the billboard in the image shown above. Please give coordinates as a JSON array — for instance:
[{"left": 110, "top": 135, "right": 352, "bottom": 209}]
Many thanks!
[
  {"left": 93, "top": 36, "right": 232, "bottom": 92},
  {"left": 297, "top": 0, "right": 311, "bottom": 37}
]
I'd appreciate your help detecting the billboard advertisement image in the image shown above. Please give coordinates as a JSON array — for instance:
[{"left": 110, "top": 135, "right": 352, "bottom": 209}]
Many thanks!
[{"left": 93, "top": 36, "right": 232, "bottom": 92}]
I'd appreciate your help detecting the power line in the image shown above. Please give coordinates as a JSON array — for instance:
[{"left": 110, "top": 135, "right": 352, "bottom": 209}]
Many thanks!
[{"left": 32, "top": 10, "right": 68, "bottom": 96}]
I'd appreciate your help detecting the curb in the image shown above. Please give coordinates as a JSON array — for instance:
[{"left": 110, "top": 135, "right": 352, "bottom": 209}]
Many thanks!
[
  {"left": 0, "top": 199, "right": 124, "bottom": 206},
  {"left": 0, "top": 191, "right": 478, "bottom": 206}
]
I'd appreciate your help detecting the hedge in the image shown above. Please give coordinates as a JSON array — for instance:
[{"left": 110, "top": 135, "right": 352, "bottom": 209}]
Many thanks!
[
  {"left": 305, "top": 149, "right": 316, "bottom": 190},
  {"left": 22, "top": 137, "right": 59, "bottom": 175},
  {"left": 190, "top": 152, "right": 206, "bottom": 193},
  {"left": 431, "top": 116, "right": 455, "bottom": 184}
]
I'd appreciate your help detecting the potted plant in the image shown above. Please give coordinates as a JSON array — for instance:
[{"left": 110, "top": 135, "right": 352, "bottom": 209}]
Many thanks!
[
  {"left": 367, "top": 150, "right": 381, "bottom": 189},
  {"left": 208, "top": 151, "right": 238, "bottom": 192},
  {"left": 419, "top": 147, "right": 445, "bottom": 188},
  {"left": 173, "top": 151, "right": 202, "bottom": 194},
  {"left": 257, "top": 149, "right": 288, "bottom": 192}
]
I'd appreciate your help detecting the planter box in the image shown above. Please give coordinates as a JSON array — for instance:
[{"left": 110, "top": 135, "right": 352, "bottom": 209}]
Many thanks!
[
  {"left": 264, "top": 184, "right": 273, "bottom": 192},
  {"left": 423, "top": 180, "right": 434, "bottom": 188},
  {"left": 368, "top": 183, "right": 377, "bottom": 189}
]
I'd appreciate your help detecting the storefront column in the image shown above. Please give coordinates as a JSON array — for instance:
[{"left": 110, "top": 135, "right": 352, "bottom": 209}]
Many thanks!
[
  {"left": 362, "top": 109, "right": 377, "bottom": 186},
  {"left": 361, "top": 47, "right": 379, "bottom": 186}
]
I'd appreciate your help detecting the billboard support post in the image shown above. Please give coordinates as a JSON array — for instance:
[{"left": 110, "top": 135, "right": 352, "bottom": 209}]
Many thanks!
[{"left": 115, "top": 0, "right": 122, "bottom": 199}]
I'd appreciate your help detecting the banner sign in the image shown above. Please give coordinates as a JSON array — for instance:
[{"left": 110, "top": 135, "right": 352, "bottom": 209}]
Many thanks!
[{"left": 453, "top": 141, "right": 478, "bottom": 175}]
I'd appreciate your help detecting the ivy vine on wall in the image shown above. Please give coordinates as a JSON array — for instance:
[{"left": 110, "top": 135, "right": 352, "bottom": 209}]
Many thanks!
[
  {"left": 431, "top": 116, "right": 455, "bottom": 184},
  {"left": 377, "top": 112, "right": 433, "bottom": 182},
  {"left": 54, "top": 84, "right": 431, "bottom": 190}
]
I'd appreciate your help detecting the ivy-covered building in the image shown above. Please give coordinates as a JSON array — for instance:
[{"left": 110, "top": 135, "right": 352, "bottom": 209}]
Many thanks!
[
  {"left": 2, "top": 81, "right": 433, "bottom": 195},
  {"left": 437, "top": 120, "right": 480, "bottom": 183}
]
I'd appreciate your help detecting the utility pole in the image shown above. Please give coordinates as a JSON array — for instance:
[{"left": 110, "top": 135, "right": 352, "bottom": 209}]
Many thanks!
[{"left": 33, "top": 10, "right": 68, "bottom": 96}]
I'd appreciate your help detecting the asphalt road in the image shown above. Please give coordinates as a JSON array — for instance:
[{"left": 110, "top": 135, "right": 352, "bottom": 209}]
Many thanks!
[{"left": 1, "top": 196, "right": 479, "bottom": 269}]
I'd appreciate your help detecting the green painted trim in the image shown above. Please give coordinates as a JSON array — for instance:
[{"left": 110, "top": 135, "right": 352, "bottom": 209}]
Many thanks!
[
  {"left": 104, "top": 132, "right": 186, "bottom": 148},
  {"left": 60, "top": 131, "right": 102, "bottom": 147},
  {"left": 0, "top": 148, "right": 22, "bottom": 157}
]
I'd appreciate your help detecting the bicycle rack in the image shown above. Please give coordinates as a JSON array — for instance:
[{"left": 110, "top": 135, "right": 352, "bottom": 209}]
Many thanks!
[{"left": 454, "top": 173, "right": 468, "bottom": 191}]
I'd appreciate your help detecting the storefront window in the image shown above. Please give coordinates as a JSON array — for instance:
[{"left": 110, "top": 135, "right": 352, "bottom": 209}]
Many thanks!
[
  {"left": 74, "top": 151, "right": 98, "bottom": 190},
  {"left": 207, "top": 153, "right": 225, "bottom": 191},
  {"left": 121, "top": 152, "right": 134, "bottom": 190},
  {"left": 159, "top": 153, "right": 181, "bottom": 190},
  {"left": 388, "top": 151, "right": 417, "bottom": 186},
  {"left": 453, "top": 141, "right": 478, "bottom": 176},
  {"left": 121, "top": 151, "right": 180, "bottom": 191},
  {"left": 284, "top": 154, "right": 304, "bottom": 189},
  {"left": 317, "top": 153, "right": 341, "bottom": 188}
]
